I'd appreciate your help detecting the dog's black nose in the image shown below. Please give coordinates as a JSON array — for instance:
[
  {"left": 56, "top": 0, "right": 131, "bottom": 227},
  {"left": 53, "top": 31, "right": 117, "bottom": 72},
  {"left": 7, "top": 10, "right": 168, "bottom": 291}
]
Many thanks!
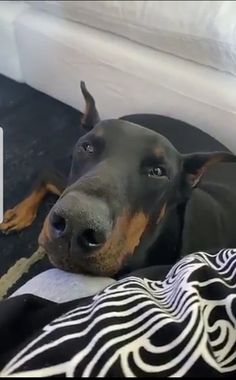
[
  {"left": 77, "top": 228, "right": 107, "bottom": 251},
  {"left": 48, "top": 191, "right": 111, "bottom": 253}
]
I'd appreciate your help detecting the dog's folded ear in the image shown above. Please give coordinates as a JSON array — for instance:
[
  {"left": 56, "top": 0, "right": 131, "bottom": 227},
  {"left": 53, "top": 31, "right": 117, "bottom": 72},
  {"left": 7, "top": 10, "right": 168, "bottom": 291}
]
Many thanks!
[
  {"left": 80, "top": 81, "right": 100, "bottom": 131},
  {"left": 183, "top": 151, "right": 236, "bottom": 188}
]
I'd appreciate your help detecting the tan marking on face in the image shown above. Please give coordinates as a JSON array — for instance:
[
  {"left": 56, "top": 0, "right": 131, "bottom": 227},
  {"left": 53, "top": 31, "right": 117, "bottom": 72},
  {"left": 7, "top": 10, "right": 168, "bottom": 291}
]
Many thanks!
[
  {"left": 125, "top": 212, "right": 149, "bottom": 254},
  {"left": 95, "top": 128, "right": 104, "bottom": 137},
  {"left": 157, "top": 203, "right": 167, "bottom": 224},
  {"left": 154, "top": 147, "right": 164, "bottom": 157}
]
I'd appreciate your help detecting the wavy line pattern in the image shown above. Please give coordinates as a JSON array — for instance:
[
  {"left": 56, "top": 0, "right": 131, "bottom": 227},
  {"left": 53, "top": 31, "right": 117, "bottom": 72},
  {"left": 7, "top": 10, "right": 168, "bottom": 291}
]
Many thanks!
[{"left": 1, "top": 249, "right": 236, "bottom": 377}]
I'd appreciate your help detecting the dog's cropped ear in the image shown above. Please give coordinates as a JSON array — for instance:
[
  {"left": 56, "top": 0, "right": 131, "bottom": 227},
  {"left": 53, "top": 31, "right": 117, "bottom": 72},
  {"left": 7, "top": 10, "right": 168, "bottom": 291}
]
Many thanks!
[
  {"left": 80, "top": 81, "right": 100, "bottom": 131},
  {"left": 183, "top": 151, "right": 236, "bottom": 188}
]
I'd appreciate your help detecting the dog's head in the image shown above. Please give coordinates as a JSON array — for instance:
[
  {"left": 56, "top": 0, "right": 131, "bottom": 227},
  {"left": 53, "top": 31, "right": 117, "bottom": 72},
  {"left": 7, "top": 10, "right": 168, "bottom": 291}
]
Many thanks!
[{"left": 39, "top": 83, "right": 236, "bottom": 276}]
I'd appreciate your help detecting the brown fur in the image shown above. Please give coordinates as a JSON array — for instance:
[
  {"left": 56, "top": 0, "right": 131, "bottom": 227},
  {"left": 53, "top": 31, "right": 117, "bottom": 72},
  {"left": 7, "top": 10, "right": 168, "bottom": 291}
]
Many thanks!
[{"left": 154, "top": 147, "right": 164, "bottom": 158}]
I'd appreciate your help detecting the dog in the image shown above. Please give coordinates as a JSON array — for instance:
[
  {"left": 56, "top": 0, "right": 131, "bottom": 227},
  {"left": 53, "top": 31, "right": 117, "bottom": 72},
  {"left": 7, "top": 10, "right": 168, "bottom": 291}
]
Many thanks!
[{"left": 1, "top": 82, "right": 236, "bottom": 277}]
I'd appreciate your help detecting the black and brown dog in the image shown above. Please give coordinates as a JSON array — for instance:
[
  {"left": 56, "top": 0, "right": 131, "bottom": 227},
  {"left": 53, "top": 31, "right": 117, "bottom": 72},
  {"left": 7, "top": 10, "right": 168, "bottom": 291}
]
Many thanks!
[{"left": 1, "top": 82, "right": 236, "bottom": 277}]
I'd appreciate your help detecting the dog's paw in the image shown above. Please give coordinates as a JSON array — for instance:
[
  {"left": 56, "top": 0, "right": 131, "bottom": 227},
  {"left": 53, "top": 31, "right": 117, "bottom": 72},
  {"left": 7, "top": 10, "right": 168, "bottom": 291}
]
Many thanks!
[{"left": 0, "top": 203, "right": 37, "bottom": 234}]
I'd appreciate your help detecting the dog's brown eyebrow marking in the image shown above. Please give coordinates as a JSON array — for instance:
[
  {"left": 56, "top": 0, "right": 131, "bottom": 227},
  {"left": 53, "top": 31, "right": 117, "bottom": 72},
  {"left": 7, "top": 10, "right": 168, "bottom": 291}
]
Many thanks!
[
  {"left": 95, "top": 128, "right": 104, "bottom": 137},
  {"left": 154, "top": 147, "right": 165, "bottom": 157}
]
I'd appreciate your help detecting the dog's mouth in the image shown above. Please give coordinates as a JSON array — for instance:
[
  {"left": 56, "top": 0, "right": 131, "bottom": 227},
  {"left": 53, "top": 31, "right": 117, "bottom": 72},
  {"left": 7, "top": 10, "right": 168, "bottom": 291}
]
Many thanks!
[{"left": 39, "top": 210, "right": 149, "bottom": 277}]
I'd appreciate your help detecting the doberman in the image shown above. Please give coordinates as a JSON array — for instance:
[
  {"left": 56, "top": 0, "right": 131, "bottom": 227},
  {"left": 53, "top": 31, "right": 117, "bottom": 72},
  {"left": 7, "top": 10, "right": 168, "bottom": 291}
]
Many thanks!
[{"left": 1, "top": 82, "right": 236, "bottom": 277}]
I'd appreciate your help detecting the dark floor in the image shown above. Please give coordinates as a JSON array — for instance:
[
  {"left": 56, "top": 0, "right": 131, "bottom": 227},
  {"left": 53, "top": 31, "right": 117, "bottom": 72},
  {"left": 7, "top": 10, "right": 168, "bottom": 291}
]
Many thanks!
[{"left": 0, "top": 74, "right": 83, "bottom": 295}]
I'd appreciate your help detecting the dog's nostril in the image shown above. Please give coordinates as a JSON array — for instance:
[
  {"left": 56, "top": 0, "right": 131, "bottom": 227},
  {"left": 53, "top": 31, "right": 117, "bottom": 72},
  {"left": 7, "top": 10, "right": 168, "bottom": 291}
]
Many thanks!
[
  {"left": 51, "top": 213, "right": 66, "bottom": 235},
  {"left": 78, "top": 228, "right": 106, "bottom": 251}
]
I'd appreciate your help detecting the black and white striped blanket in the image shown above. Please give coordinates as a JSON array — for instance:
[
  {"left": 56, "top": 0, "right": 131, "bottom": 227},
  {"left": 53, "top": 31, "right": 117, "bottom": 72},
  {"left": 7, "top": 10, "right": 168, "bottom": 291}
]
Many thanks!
[{"left": 0, "top": 249, "right": 236, "bottom": 377}]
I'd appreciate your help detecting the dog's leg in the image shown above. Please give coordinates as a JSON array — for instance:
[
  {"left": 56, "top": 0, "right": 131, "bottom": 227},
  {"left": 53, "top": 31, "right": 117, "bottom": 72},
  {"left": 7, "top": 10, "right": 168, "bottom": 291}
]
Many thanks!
[{"left": 0, "top": 169, "right": 66, "bottom": 234}]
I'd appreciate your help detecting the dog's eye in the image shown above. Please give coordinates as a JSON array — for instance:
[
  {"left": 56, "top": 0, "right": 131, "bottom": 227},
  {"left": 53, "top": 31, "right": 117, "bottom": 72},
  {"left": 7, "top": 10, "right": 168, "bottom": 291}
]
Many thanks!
[
  {"left": 78, "top": 142, "right": 94, "bottom": 154},
  {"left": 147, "top": 167, "right": 166, "bottom": 178}
]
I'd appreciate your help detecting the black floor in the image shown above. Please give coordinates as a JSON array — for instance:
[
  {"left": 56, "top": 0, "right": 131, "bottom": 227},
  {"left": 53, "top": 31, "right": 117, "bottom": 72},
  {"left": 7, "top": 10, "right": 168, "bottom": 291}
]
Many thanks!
[{"left": 0, "top": 74, "right": 84, "bottom": 295}]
